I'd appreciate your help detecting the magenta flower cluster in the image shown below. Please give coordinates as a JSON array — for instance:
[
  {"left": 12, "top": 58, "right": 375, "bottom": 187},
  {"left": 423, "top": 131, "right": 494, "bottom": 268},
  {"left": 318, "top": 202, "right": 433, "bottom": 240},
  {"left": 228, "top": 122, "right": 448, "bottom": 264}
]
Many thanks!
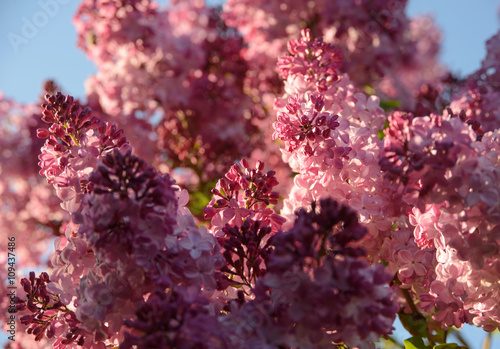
[
  {"left": 37, "top": 92, "right": 130, "bottom": 213},
  {"left": 204, "top": 159, "right": 285, "bottom": 235}
]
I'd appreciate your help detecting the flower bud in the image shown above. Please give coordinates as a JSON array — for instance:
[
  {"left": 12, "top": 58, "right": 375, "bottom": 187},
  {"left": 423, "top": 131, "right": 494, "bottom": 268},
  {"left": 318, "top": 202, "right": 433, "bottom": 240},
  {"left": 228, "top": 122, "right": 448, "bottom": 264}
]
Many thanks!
[{"left": 37, "top": 129, "right": 50, "bottom": 138}]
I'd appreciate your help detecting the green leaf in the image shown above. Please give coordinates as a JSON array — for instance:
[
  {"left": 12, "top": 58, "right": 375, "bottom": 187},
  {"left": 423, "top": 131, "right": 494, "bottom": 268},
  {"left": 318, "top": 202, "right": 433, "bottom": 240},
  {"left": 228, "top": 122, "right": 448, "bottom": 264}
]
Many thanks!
[
  {"left": 433, "top": 344, "right": 459, "bottom": 349},
  {"left": 380, "top": 99, "right": 402, "bottom": 111},
  {"left": 399, "top": 312, "right": 429, "bottom": 338},
  {"left": 189, "top": 189, "right": 212, "bottom": 218},
  {"left": 378, "top": 129, "right": 386, "bottom": 140},
  {"left": 364, "top": 85, "right": 375, "bottom": 95},
  {"left": 404, "top": 336, "right": 426, "bottom": 349},
  {"left": 431, "top": 329, "right": 446, "bottom": 344},
  {"left": 377, "top": 120, "right": 390, "bottom": 140}
]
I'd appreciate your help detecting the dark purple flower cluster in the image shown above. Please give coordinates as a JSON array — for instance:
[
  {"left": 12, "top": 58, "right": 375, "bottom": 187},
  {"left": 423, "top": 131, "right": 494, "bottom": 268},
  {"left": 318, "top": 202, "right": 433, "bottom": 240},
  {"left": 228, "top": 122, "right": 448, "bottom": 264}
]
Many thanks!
[
  {"left": 218, "top": 219, "right": 273, "bottom": 288},
  {"left": 222, "top": 198, "right": 398, "bottom": 348},
  {"left": 268, "top": 198, "right": 367, "bottom": 270},
  {"left": 67, "top": 147, "right": 227, "bottom": 345},
  {"left": 120, "top": 288, "right": 228, "bottom": 349},
  {"left": 76, "top": 148, "right": 178, "bottom": 270}
]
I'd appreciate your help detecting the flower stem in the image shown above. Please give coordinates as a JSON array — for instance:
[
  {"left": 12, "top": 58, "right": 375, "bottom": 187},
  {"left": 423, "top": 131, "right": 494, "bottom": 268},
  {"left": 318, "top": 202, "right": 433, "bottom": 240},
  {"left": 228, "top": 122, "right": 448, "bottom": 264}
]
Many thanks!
[{"left": 482, "top": 331, "right": 492, "bottom": 349}]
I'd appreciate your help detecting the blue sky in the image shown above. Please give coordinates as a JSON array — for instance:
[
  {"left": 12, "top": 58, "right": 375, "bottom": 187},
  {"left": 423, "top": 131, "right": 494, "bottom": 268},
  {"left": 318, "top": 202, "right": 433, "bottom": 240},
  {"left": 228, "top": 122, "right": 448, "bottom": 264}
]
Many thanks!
[{"left": 0, "top": 1, "right": 499, "bottom": 348}]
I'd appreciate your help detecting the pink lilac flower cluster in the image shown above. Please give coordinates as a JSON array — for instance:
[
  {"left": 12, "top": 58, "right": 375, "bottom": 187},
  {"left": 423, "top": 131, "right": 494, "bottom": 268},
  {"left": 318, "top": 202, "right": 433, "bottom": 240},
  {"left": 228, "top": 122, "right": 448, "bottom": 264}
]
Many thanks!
[
  {"left": 37, "top": 92, "right": 130, "bottom": 213},
  {"left": 75, "top": 0, "right": 255, "bottom": 184},
  {"left": 222, "top": 0, "right": 445, "bottom": 111},
  {"left": 276, "top": 30, "right": 343, "bottom": 91},
  {"left": 273, "top": 26, "right": 500, "bottom": 336},
  {"left": 0, "top": 93, "right": 66, "bottom": 342},
  {"left": 406, "top": 124, "right": 500, "bottom": 331},
  {"left": 272, "top": 29, "right": 438, "bottom": 316},
  {"left": 74, "top": 0, "right": 193, "bottom": 116},
  {"left": 204, "top": 159, "right": 285, "bottom": 235},
  {"left": 377, "top": 48, "right": 500, "bottom": 330},
  {"left": 448, "top": 30, "right": 500, "bottom": 134},
  {"left": 21, "top": 93, "right": 224, "bottom": 347},
  {"left": 274, "top": 29, "right": 393, "bottom": 262},
  {"left": 379, "top": 110, "right": 478, "bottom": 210},
  {"left": 18, "top": 94, "right": 134, "bottom": 346}
]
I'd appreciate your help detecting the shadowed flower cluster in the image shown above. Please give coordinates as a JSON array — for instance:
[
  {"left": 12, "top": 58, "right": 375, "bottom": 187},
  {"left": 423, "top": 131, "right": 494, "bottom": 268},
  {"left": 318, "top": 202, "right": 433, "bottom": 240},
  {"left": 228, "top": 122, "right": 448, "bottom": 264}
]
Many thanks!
[{"left": 222, "top": 198, "right": 398, "bottom": 348}]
